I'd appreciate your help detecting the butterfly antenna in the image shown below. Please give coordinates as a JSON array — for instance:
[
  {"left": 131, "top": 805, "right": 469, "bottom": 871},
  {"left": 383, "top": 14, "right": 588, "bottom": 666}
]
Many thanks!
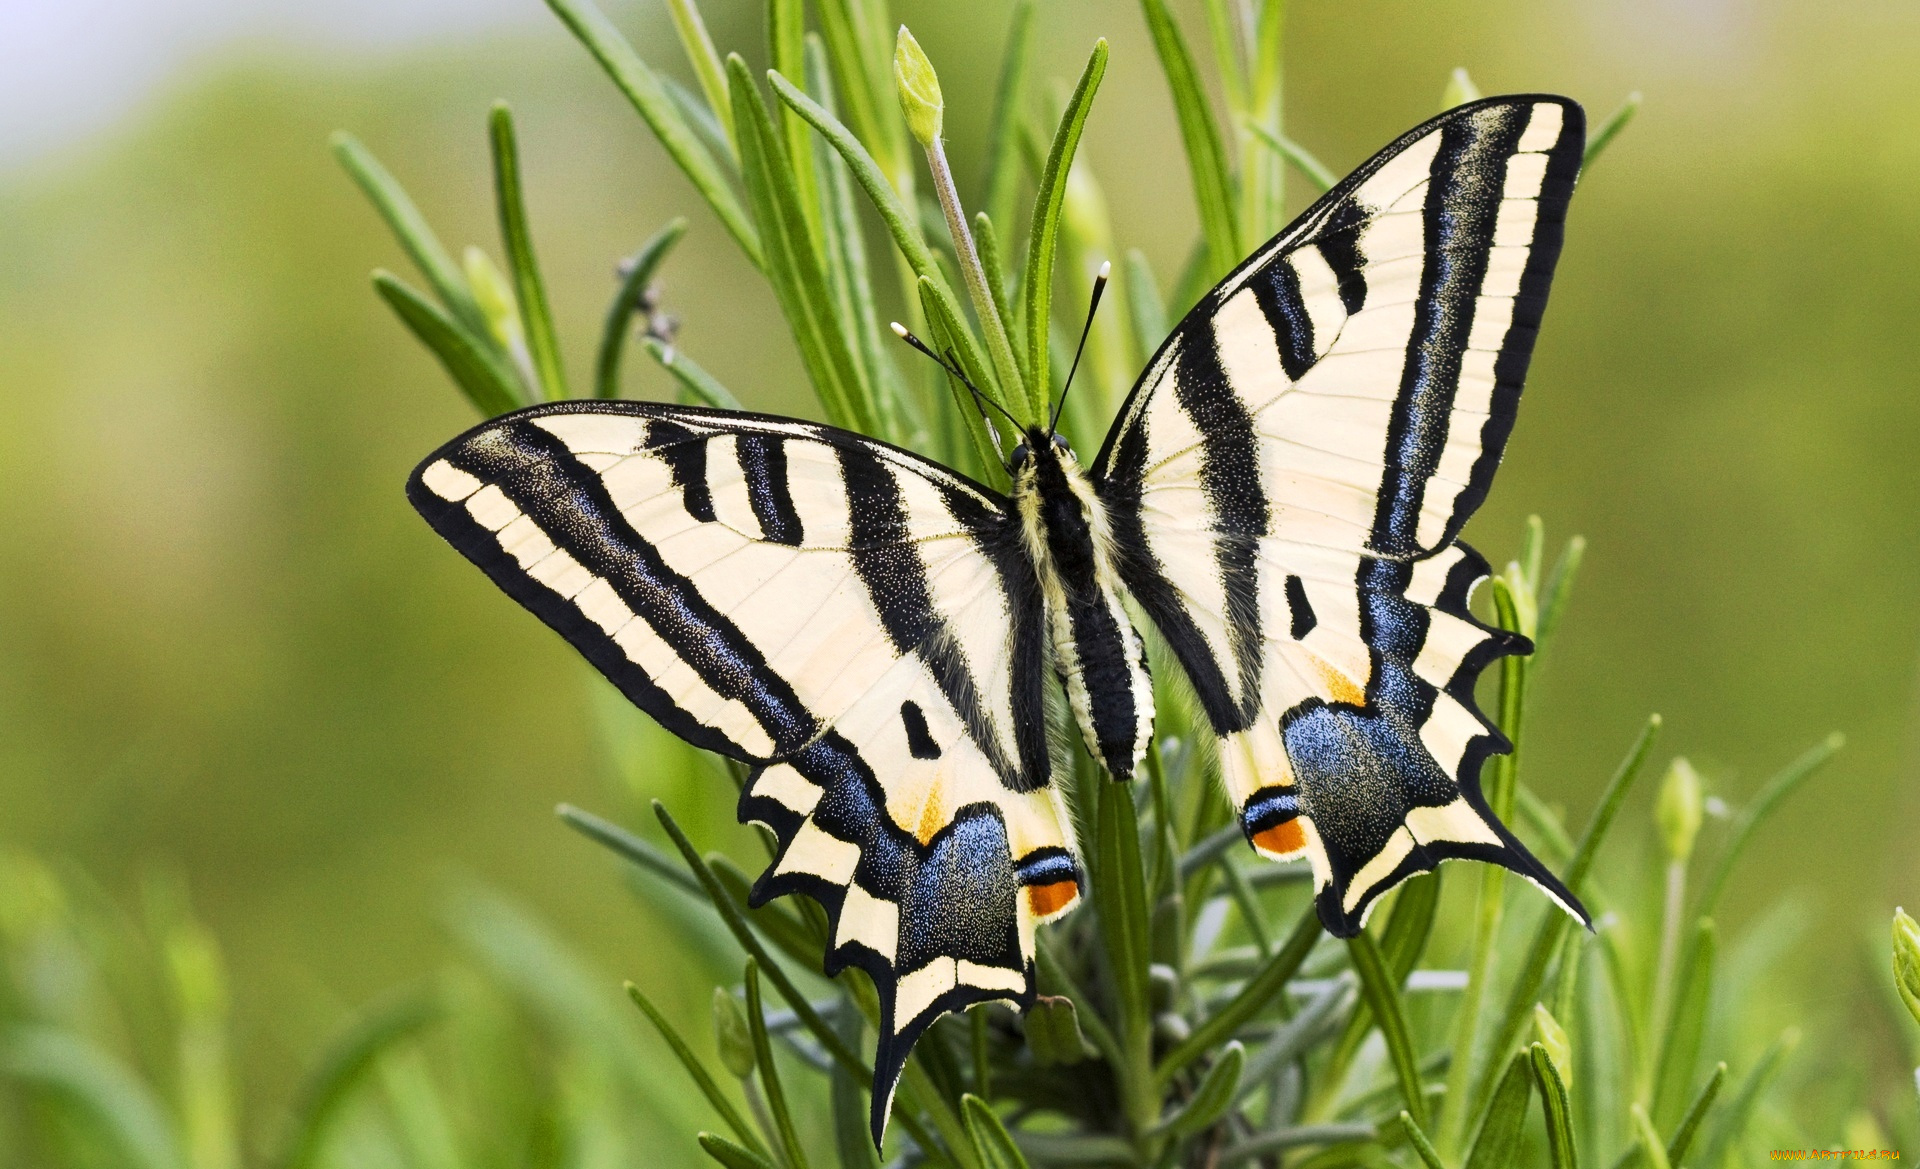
[
  {"left": 1049, "top": 260, "right": 1110, "bottom": 435},
  {"left": 890, "top": 321, "right": 1018, "bottom": 449}
]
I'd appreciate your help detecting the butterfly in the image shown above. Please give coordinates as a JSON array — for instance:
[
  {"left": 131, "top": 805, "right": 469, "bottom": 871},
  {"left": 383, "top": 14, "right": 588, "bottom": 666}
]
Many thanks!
[{"left": 408, "top": 94, "right": 1591, "bottom": 1142}]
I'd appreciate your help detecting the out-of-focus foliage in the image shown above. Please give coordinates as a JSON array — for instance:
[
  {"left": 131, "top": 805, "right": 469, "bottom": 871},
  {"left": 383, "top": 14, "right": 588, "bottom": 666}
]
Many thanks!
[{"left": 1, "top": 0, "right": 1918, "bottom": 1165}]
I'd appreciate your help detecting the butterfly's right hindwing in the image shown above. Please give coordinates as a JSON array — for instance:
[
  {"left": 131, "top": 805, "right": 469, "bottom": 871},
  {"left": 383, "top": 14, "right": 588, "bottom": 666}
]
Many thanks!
[{"left": 408, "top": 401, "right": 1079, "bottom": 1142}]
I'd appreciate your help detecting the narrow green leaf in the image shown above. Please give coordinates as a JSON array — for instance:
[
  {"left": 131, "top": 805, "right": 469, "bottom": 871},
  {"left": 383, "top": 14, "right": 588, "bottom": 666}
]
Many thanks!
[
  {"left": 1349, "top": 931, "right": 1429, "bottom": 1129},
  {"left": 653, "top": 801, "right": 869, "bottom": 1081},
  {"left": 1463, "top": 1052, "right": 1533, "bottom": 1169},
  {"left": 664, "top": 0, "right": 733, "bottom": 145},
  {"left": 1238, "top": 0, "right": 1286, "bottom": 243},
  {"left": 769, "top": 68, "right": 993, "bottom": 414},
  {"left": 1091, "top": 774, "right": 1156, "bottom": 1132},
  {"left": 813, "top": 0, "right": 900, "bottom": 179},
  {"left": 0, "top": 1025, "right": 183, "bottom": 1169},
  {"left": 1667, "top": 1061, "right": 1726, "bottom": 1166},
  {"left": 711, "top": 854, "right": 825, "bottom": 973},
  {"left": 1157, "top": 904, "right": 1317, "bottom": 1083},
  {"left": 1651, "top": 918, "right": 1715, "bottom": 1128},
  {"left": 372, "top": 271, "right": 525, "bottom": 417},
  {"left": 1628, "top": 1104, "right": 1671, "bottom": 1169},
  {"left": 1515, "top": 783, "right": 1578, "bottom": 865},
  {"left": 1138, "top": 0, "right": 1239, "bottom": 281},
  {"left": 808, "top": 36, "right": 901, "bottom": 439},
  {"left": 745, "top": 961, "right": 811, "bottom": 1169},
  {"left": 1468, "top": 714, "right": 1663, "bottom": 1129},
  {"left": 700, "top": 1131, "right": 780, "bottom": 1169},
  {"left": 961, "top": 1094, "right": 1032, "bottom": 1169},
  {"left": 1695, "top": 733, "right": 1843, "bottom": 918},
  {"left": 1398, "top": 1111, "right": 1448, "bottom": 1169},
  {"left": 1122, "top": 249, "right": 1166, "bottom": 367},
  {"left": 270, "top": 990, "right": 441, "bottom": 1169},
  {"left": 1535, "top": 535, "right": 1587, "bottom": 654},
  {"left": 1162, "top": 1041, "right": 1244, "bottom": 1137},
  {"left": 767, "top": 0, "right": 818, "bottom": 243},
  {"left": 730, "top": 56, "right": 873, "bottom": 434},
  {"left": 831, "top": 1009, "right": 882, "bottom": 1169},
  {"left": 1243, "top": 121, "right": 1337, "bottom": 194},
  {"left": 595, "top": 218, "right": 687, "bottom": 399},
  {"left": 643, "top": 337, "right": 747, "bottom": 410},
  {"left": 1330, "top": 872, "right": 1440, "bottom": 1080},
  {"left": 1034, "top": 934, "right": 1124, "bottom": 1069},
  {"left": 1528, "top": 1043, "right": 1577, "bottom": 1169},
  {"left": 331, "top": 132, "right": 490, "bottom": 339},
  {"left": 1021, "top": 39, "right": 1109, "bottom": 421},
  {"left": 489, "top": 103, "right": 567, "bottom": 400},
  {"left": 1583, "top": 93, "right": 1642, "bottom": 170},
  {"left": 1198, "top": 0, "right": 1248, "bottom": 116},
  {"left": 1216, "top": 1124, "right": 1377, "bottom": 1165},
  {"left": 545, "top": 0, "right": 761, "bottom": 267},
  {"left": 559, "top": 802, "right": 703, "bottom": 897},
  {"left": 981, "top": 0, "right": 1038, "bottom": 234},
  {"left": 1697, "top": 1030, "right": 1795, "bottom": 1169},
  {"left": 627, "top": 982, "right": 770, "bottom": 1158},
  {"left": 974, "top": 213, "right": 1027, "bottom": 384}
]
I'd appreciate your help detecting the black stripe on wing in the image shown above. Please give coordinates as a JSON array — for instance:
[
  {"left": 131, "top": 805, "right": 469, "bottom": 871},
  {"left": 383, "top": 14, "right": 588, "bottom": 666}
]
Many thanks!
[
  {"left": 409, "top": 414, "right": 818, "bottom": 761},
  {"left": 1372, "top": 100, "right": 1583, "bottom": 557}
]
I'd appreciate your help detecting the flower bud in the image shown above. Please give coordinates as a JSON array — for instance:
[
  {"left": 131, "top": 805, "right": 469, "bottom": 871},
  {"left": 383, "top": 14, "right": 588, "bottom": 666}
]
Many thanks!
[
  {"left": 1441, "top": 67, "right": 1482, "bottom": 110},
  {"left": 1894, "top": 907, "right": 1920, "bottom": 1028},
  {"left": 712, "top": 987, "right": 756, "bottom": 1079},
  {"left": 463, "top": 245, "right": 524, "bottom": 354},
  {"left": 1532, "top": 1003, "right": 1572, "bottom": 1087},
  {"left": 1655, "top": 756, "right": 1704, "bottom": 863},
  {"left": 1024, "top": 995, "right": 1088, "bottom": 1067},
  {"left": 892, "top": 26, "right": 944, "bottom": 148}
]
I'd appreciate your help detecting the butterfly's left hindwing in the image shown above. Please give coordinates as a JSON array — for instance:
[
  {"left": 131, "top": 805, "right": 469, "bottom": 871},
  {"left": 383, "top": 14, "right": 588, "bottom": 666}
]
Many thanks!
[
  {"left": 1095, "top": 96, "right": 1590, "bottom": 935},
  {"left": 407, "top": 401, "right": 1080, "bottom": 1141}
]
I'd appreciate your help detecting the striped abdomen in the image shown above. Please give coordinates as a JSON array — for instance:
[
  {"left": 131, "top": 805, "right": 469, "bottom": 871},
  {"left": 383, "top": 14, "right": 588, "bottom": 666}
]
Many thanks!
[{"left": 1011, "top": 431, "right": 1154, "bottom": 781}]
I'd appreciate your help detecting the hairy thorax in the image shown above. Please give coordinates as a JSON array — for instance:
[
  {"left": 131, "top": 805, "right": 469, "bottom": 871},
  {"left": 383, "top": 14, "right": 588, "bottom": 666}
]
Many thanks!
[{"left": 1008, "top": 429, "right": 1154, "bottom": 780}]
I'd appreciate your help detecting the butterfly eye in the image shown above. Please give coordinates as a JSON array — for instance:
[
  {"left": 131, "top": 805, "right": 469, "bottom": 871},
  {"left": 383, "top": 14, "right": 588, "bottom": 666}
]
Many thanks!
[
  {"left": 1010, "top": 443, "right": 1030, "bottom": 470},
  {"left": 1051, "top": 434, "right": 1071, "bottom": 454}
]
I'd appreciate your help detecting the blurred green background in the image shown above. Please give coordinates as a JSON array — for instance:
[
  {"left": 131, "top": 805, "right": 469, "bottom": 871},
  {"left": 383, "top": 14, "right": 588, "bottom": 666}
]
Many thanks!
[{"left": 1, "top": 0, "right": 1916, "bottom": 1150}]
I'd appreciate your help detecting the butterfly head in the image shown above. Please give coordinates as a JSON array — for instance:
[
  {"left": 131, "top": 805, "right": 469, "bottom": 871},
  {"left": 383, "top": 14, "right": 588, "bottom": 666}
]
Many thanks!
[{"left": 1008, "top": 427, "right": 1076, "bottom": 482}]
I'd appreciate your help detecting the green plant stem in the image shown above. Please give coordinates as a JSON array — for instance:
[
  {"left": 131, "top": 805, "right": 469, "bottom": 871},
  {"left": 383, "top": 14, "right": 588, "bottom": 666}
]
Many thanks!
[
  {"left": 1649, "top": 858, "right": 1686, "bottom": 1045},
  {"left": 924, "top": 135, "right": 1026, "bottom": 416}
]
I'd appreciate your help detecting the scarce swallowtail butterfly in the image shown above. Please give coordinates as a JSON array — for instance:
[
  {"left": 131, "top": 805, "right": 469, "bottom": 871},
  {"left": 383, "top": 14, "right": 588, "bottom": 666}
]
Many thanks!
[{"left": 408, "top": 94, "right": 1592, "bottom": 1142}]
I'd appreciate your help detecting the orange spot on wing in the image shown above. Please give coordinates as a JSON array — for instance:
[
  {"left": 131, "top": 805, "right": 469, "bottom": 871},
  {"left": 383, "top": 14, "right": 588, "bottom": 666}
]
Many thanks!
[
  {"left": 914, "top": 776, "right": 948, "bottom": 845},
  {"left": 1316, "top": 661, "right": 1367, "bottom": 707},
  {"left": 1026, "top": 880, "right": 1080, "bottom": 919},
  {"left": 1253, "top": 819, "right": 1306, "bottom": 856}
]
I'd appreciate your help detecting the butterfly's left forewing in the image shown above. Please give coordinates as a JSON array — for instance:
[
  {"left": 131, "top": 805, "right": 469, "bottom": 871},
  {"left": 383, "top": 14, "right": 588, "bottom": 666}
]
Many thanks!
[
  {"left": 408, "top": 402, "right": 1078, "bottom": 1139},
  {"left": 1096, "top": 96, "right": 1589, "bottom": 935}
]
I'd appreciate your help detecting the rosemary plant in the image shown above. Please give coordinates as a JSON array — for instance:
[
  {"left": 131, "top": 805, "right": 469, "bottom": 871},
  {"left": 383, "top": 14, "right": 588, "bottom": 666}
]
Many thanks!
[{"left": 5, "top": 3, "right": 1903, "bottom": 1169}]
